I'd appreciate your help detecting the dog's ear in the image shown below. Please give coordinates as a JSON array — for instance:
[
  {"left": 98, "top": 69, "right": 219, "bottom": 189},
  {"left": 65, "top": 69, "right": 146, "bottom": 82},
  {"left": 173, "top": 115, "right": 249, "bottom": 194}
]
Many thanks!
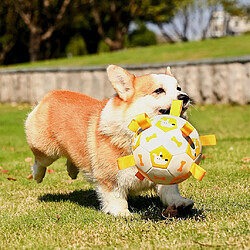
[
  {"left": 165, "top": 66, "right": 174, "bottom": 77},
  {"left": 107, "top": 65, "right": 135, "bottom": 101}
]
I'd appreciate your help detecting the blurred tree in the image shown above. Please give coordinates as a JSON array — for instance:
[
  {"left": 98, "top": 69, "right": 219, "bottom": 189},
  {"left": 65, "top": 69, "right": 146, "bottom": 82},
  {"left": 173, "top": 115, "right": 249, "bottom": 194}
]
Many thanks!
[
  {"left": 64, "top": 0, "right": 101, "bottom": 55},
  {"left": 0, "top": 0, "right": 30, "bottom": 64},
  {"left": 140, "top": 0, "right": 192, "bottom": 43},
  {"left": 88, "top": 0, "right": 133, "bottom": 51},
  {"left": 66, "top": 34, "right": 87, "bottom": 56},
  {"left": 2, "top": 0, "right": 244, "bottom": 64},
  {"left": 0, "top": 1, "right": 18, "bottom": 64},
  {"left": 87, "top": 0, "right": 182, "bottom": 51},
  {"left": 8, "top": 0, "right": 72, "bottom": 62}
]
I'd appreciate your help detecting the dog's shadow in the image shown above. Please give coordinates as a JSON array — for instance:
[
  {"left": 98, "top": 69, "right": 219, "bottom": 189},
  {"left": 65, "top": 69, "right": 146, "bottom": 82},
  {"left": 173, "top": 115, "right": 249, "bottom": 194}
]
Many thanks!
[
  {"left": 39, "top": 189, "right": 204, "bottom": 221},
  {"left": 39, "top": 189, "right": 100, "bottom": 209}
]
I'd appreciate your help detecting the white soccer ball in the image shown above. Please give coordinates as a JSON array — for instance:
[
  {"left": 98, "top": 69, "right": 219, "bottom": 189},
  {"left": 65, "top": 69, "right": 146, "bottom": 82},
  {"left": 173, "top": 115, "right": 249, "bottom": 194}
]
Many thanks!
[{"left": 131, "top": 115, "right": 202, "bottom": 185}]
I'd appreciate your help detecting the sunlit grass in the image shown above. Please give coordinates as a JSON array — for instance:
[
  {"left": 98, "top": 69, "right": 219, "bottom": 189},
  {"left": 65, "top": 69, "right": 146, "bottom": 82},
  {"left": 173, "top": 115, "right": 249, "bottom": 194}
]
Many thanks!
[
  {"left": 2, "top": 34, "right": 250, "bottom": 69},
  {"left": 0, "top": 104, "right": 249, "bottom": 249}
]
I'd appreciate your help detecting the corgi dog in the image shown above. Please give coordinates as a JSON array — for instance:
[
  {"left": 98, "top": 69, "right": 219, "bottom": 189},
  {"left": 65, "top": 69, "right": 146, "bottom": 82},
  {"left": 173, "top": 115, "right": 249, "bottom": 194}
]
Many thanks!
[{"left": 25, "top": 65, "right": 193, "bottom": 216}]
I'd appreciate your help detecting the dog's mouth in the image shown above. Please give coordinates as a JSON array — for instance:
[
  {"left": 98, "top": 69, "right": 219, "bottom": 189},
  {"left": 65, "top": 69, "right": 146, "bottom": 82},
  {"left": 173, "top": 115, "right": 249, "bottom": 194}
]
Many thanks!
[
  {"left": 159, "top": 108, "right": 170, "bottom": 115},
  {"left": 158, "top": 102, "right": 189, "bottom": 116}
]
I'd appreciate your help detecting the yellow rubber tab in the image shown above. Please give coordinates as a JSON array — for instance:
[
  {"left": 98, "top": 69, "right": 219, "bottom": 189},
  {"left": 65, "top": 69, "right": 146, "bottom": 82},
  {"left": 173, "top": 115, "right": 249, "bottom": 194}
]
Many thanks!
[
  {"left": 136, "top": 113, "right": 152, "bottom": 130},
  {"left": 128, "top": 113, "right": 152, "bottom": 132},
  {"left": 181, "top": 122, "right": 194, "bottom": 136},
  {"left": 128, "top": 119, "right": 140, "bottom": 132},
  {"left": 190, "top": 162, "right": 206, "bottom": 181},
  {"left": 199, "top": 135, "right": 217, "bottom": 146},
  {"left": 117, "top": 155, "right": 135, "bottom": 170},
  {"left": 169, "top": 100, "right": 183, "bottom": 117}
]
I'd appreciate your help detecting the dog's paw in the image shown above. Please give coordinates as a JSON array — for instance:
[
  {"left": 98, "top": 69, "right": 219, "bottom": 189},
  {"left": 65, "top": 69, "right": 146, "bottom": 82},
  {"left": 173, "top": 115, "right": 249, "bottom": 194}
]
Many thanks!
[
  {"left": 162, "top": 198, "right": 194, "bottom": 218},
  {"left": 33, "top": 172, "right": 45, "bottom": 183},
  {"left": 66, "top": 160, "right": 79, "bottom": 179},
  {"left": 103, "top": 207, "right": 131, "bottom": 217},
  {"left": 68, "top": 170, "right": 79, "bottom": 180},
  {"left": 115, "top": 209, "right": 132, "bottom": 217},
  {"left": 32, "top": 165, "right": 46, "bottom": 183},
  {"left": 98, "top": 188, "right": 131, "bottom": 217},
  {"left": 162, "top": 205, "right": 179, "bottom": 218},
  {"left": 173, "top": 197, "right": 194, "bottom": 209}
]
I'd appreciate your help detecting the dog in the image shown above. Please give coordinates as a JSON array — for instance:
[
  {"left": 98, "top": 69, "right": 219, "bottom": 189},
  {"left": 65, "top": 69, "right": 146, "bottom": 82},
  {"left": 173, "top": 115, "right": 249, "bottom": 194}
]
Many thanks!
[{"left": 25, "top": 65, "right": 193, "bottom": 216}]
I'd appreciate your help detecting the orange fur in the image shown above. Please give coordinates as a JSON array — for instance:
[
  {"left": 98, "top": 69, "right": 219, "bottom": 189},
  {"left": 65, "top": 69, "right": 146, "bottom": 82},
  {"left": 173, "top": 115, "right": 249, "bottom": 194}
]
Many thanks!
[
  {"left": 26, "top": 75, "right": 159, "bottom": 192},
  {"left": 26, "top": 90, "right": 125, "bottom": 191},
  {"left": 134, "top": 75, "right": 159, "bottom": 98},
  {"left": 112, "top": 75, "right": 159, "bottom": 108}
]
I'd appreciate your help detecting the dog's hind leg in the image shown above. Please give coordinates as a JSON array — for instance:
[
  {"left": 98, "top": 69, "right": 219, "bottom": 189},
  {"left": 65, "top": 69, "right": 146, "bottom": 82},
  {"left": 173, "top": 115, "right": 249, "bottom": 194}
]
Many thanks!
[
  {"left": 32, "top": 156, "right": 57, "bottom": 183},
  {"left": 66, "top": 159, "right": 79, "bottom": 179},
  {"left": 32, "top": 161, "right": 47, "bottom": 183},
  {"left": 31, "top": 149, "right": 58, "bottom": 183}
]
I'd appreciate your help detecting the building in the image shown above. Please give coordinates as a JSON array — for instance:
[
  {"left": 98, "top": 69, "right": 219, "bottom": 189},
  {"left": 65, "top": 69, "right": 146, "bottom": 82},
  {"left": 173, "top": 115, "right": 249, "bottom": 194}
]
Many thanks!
[{"left": 208, "top": 10, "right": 250, "bottom": 38}]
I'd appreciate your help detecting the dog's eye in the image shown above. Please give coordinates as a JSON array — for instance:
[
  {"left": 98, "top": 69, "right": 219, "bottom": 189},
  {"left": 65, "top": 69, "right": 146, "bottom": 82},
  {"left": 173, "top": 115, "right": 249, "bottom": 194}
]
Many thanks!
[
  {"left": 154, "top": 88, "right": 165, "bottom": 94},
  {"left": 177, "top": 86, "right": 181, "bottom": 91}
]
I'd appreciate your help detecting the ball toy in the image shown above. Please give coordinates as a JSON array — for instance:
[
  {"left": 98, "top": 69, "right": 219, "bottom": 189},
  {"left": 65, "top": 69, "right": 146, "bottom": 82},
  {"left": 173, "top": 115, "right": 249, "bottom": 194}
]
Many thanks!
[{"left": 117, "top": 100, "right": 216, "bottom": 185}]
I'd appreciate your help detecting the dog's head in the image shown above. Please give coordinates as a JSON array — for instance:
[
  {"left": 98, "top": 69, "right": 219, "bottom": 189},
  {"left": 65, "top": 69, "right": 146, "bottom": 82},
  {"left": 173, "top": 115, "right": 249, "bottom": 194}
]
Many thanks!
[{"left": 107, "top": 65, "right": 190, "bottom": 120}]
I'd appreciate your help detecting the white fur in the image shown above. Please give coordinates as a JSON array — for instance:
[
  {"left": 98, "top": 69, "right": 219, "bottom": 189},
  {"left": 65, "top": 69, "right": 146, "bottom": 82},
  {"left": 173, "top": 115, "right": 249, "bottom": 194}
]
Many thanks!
[
  {"left": 157, "top": 184, "right": 194, "bottom": 207},
  {"left": 99, "top": 98, "right": 134, "bottom": 149},
  {"left": 103, "top": 166, "right": 194, "bottom": 216},
  {"left": 99, "top": 75, "right": 179, "bottom": 141},
  {"left": 96, "top": 185, "right": 131, "bottom": 216},
  {"left": 97, "top": 71, "right": 194, "bottom": 216},
  {"left": 150, "top": 75, "right": 179, "bottom": 109}
]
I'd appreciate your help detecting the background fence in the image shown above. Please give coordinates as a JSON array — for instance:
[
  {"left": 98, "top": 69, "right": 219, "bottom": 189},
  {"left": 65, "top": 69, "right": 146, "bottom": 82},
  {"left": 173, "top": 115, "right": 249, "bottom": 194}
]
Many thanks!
[{"left": 0, "top": 56, "right": 249, "bottom": 104}]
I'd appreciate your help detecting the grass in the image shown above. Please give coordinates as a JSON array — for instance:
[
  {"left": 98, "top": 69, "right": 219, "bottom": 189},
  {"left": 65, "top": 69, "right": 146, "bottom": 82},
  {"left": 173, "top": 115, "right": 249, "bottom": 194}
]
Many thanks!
[
  {"left": 2, "top": 34, "right": 250, "bottom": 69},
  {"left": 0, "top": 104, "right": 249, "bottom": 249}
]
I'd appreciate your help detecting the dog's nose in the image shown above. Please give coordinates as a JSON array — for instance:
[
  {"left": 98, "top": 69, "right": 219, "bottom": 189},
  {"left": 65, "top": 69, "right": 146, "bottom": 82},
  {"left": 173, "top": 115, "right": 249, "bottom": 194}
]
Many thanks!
[{"left": 177, "top": 94, "right": 190, "bottom": 105}]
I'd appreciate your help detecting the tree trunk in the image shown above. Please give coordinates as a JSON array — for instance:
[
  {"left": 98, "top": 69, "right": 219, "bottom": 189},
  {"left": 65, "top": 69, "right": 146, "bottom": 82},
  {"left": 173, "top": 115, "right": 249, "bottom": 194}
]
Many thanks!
[
  {"left": 181, "top": 36, "right": 189, "bottom": 42},
  {"left": 109, "top": 41, "right": 123, "bottom": 51},
  {"left": 29, "top": 31, "right": 42, "bottom": 62},
  {"left": 0, "top": 41, "right": 15, "bottom": 64},
  {"left": 105, "top": 28, "right": 124, "bottom": 51},
  {"left": 12, "top": 0, "right": 71, "bottom": 62},
  {"left": 90, "top": 0, "right": 126, "bottom": 51}
]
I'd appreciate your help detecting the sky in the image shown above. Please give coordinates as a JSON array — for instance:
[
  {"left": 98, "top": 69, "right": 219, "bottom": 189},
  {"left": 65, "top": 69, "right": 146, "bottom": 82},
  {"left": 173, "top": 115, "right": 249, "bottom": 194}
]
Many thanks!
[{"left": 145, "top": 0, "right": 250, "bottom": 41}]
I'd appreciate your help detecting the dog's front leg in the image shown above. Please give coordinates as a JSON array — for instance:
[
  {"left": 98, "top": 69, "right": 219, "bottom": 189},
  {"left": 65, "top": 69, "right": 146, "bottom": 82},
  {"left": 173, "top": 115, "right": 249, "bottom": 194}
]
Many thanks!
[
  {"left": 96, "top": 185, "right": 130, "bottom": 217},
  {"left": 157, "top": 184, "right": 194, "bottom": 209}
]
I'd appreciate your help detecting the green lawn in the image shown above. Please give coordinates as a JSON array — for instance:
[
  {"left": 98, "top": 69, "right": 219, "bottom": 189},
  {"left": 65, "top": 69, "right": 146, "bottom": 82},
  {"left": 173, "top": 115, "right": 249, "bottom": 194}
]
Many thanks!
[
  {"left": 2, "top": 34, "right": 250, "bottom": 69},
  {"left": 0, "top": 104, "right": 249, "bottom": 249}
]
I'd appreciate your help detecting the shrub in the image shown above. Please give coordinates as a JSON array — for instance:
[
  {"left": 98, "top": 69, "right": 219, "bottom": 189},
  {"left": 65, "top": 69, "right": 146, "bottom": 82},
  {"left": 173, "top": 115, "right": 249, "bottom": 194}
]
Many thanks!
[
  {"left": 129, "top": 22, "right": 157, "bottom": 47},
  {"left": 66, "top": 34, "right": 87, "bottom": 57},
  {"left": 97, "top": 40, "right": 110, "bottom": 53}
]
